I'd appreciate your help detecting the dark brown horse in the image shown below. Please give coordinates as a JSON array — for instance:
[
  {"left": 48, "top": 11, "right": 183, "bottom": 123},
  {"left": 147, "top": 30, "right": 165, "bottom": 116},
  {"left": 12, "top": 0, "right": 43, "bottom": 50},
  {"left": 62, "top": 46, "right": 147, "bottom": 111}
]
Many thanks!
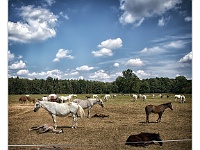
[
  {"left": 145, "top": 102, "right": 173, "bottom": 123},
  {"left": 125, "top": 132, "right": 163, "bottom": 147}
]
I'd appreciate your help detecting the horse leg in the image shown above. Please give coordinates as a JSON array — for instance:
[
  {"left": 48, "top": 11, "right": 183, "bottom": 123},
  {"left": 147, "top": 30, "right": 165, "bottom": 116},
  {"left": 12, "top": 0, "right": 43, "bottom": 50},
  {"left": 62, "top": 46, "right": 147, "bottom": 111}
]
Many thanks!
[
  {"left": 156, "top": 113, "right": 162, "bottom": 123},
  {"left": 88, "top": 109, "right": 91, "bottom": 118},
  {"left": 51, "top": 114, "right": 57, "bottom": 129},
  {"left": 72, "top": 113, "right": 78, "bottom": 128},
  {"left": 146, "top": 114, "right": 149, "bottom": 123}
]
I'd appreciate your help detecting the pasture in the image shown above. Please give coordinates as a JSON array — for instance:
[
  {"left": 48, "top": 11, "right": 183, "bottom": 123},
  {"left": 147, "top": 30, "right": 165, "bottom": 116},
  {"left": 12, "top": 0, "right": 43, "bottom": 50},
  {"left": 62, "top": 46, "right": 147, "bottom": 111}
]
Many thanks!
[{"left": 8, "top": 94, "right": 192, "bottom": 150}]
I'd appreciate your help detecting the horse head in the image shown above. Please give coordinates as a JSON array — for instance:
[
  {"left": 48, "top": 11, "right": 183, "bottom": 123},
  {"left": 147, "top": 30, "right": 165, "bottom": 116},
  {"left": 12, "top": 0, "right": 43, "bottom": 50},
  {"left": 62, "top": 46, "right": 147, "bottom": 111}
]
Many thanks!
[
  {"left": 98, "top": 99, "right": 104, "bottom": 108},
  {"left": 34, "top": 101, "right": 41, "bottom": 112},
  {"left": 168, "top": 102, "right": 173, "bottom": 110},
  {"left": 153, "top": 133, "right": 163, "bottom": 146}
]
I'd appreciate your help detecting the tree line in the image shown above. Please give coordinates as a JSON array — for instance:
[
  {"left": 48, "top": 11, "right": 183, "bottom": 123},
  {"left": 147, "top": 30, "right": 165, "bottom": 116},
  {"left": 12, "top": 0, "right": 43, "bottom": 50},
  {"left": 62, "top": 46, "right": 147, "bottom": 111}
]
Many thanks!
[{"left": 8, "top": 69, "right": 192, "bottom": 95}]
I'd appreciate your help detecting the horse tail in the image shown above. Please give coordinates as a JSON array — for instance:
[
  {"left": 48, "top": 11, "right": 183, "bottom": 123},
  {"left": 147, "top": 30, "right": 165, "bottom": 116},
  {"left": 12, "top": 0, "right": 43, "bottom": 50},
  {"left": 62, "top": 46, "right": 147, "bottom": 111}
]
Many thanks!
[{"left": 77, "top": 104, "right": 85, "bottom": 119}]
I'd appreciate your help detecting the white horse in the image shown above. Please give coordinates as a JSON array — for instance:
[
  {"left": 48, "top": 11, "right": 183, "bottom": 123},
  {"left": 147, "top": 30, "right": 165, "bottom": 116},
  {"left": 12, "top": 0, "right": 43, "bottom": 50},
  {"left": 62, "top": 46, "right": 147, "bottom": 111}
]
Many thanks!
[
  {"left": 33, "top": 100, "right": 85, "bottom": 129},
  {"left": 181, "top": 95, "right": 186, "bottom": 103},
  {"left": 42, "top": 96, "right": 48, "bottom": 101},
  {"left": 132, "top": 94, "right": 138, "bottom": 102},
  {"left": 142, "top": 95, "right": 147, "bottom": 101},
  {"left": 174, "top": 94, "right": 181, "bottom": 102},
  {"left": 59, "top": 95, "right": 72, "bottom": 103},
  {"left": 72, "top": 98, "right": 104, "bottom": 118},
  {"left": 104, "top": 94, "right": 111, "bottom": 101}
]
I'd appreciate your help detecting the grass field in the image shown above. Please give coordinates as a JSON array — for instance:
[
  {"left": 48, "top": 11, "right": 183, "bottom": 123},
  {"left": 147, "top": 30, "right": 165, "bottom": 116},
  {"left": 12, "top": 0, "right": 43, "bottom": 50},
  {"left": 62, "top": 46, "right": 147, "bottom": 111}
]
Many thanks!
[{"left": 8, "top": 94, "right": 192, "bottom": 150}]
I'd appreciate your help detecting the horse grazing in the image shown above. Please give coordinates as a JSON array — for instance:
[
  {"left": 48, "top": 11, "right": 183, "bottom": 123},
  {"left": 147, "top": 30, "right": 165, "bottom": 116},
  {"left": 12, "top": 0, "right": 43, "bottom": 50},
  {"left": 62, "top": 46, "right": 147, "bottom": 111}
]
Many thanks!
[
  {"left": 33, "top": 100, "right": 85, "bottom": 129},
  {"left": 125, "top": 132, "right": 162, "bottom": 147},
  {"left": 72, "top": 98, "right": 104, "bottom": 118},
  {"left": 132, "top": 94, "right": 138, "bottom": 102},
  {"left": 142, "top": 95, "right": 147, "bottom": 101},
  {"left": 27, "top": 96, "right": 36, "bottom": 103},
  {"left": 145, "top": 102, "right": 173, "bottom": 123},
  {"left": 29, "top": 124, "right": 63, "bottom": 134},
  {"left": 19, "top": 96, "right": 28, "bottom": 104}
]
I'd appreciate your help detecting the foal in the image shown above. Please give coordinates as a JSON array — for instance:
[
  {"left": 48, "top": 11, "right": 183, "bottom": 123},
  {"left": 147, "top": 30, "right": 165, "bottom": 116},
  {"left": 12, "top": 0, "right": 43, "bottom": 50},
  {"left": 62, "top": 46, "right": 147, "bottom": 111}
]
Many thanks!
[{"left": 29, "top": 124, "right": 63, "bottom": 134}]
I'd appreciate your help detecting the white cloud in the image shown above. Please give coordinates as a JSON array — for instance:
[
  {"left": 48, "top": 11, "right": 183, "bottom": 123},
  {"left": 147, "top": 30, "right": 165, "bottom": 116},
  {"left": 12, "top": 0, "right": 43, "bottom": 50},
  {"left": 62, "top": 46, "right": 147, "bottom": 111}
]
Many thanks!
[
  {"left": 113, "top": 63, "right": 119, "bottom": 67},
  {"left": 92, "top": 48, "right": 113, "bottom": 57},
  {"left": 119, "top": 0, "right": 181, "bottom": 26},
  {"left": 126, "top": 58, "right": 144, "bottom": 67},
  {"left": 89, "top": 70, "right": 110, "bottom": 80},
  {"left": 179, "top": 51, "right": 192, "bottom": 63},
  {"left": 17, "top": 69, "right": 29, "bottom": 75},
  {"left": 92, "top": 38, "right": 122, "bottom": 57},
  {"left": 8, "top": 50, "right": 15, "bottom": 61},
  {"left": 136, "top": 70, "right": 150, "bottom": 77},
  {"left": 98, "top": 38, "right": 122, "bottom": 49},
  {"left": 44, "top": 0, "right": 55, "bottom": 6},
  {"left": 158, "top": 18, "right": 165, "bottom": 26},
  {"left": 76, "top": 65, "right": 94, "bottom": 71},
  {"left": 184, "top": 17, "right": 192, "bottom": 22},
  {"left": 141, "top": 40, "right": 187, "bottom": 54},
  {"left": 53, "top": 49, "right": 74, "bottom": 62},
  {"left": 59, "top": 12, "right": 70, "bottom": 20},
  {"left": 8, "top": 5, "right": 58, "bottom": 43},
  {"left": 8, "top": 60, "right": 26, "bottom": 69}
]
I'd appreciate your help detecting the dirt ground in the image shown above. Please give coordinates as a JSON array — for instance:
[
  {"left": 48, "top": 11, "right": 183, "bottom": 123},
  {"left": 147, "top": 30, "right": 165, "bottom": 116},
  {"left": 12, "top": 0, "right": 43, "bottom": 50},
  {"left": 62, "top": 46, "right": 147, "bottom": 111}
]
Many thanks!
[{"left": 8, "top": 95, "right": 192, "bottom": 150}]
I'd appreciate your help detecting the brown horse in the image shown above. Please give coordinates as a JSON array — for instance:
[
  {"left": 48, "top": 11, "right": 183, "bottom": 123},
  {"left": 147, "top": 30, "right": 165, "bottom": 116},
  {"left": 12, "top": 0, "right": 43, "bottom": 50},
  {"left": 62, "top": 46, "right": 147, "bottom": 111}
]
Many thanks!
[
  {"left": 125, "top": 132, "right": 163, "bottom": 147},
  {"left": 27, "top": 96, "right": 36, "bottom": 103},
  {"left": 145, "top": 102, "right": 173, "bottom": 123},
  {"left": 19, "top": 96, "right": 28, "bottom": 104}
]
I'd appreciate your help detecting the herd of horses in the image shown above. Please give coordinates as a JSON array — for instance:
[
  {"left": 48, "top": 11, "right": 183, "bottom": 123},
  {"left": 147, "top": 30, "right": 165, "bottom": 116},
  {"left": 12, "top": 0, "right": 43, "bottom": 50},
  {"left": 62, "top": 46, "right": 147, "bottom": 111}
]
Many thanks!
[{"left": 19, "top": 93, "right": 186, "bottom": 147}]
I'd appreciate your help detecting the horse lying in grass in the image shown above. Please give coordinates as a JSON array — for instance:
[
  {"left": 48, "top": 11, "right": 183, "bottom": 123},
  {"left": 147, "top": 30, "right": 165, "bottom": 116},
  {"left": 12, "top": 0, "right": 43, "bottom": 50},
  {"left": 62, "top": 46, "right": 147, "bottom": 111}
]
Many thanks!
[
  {"left": 125, "top": 132, "right": 163, "bottom": 147},
  {"left": 29, "top": 124, "right": 63, "bottom": 134}
]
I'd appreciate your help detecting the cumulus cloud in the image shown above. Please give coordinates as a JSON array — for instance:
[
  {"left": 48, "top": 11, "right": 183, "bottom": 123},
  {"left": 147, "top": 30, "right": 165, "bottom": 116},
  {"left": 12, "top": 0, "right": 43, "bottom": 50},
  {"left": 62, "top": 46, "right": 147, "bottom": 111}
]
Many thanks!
[
  {"left": 98, "top": 38, "right": 122, "bottom": 49},
  {"left": 44, "top": 0, "right": 55, "bottom": 6},
  {"left": 53, "top": 49, "right": 74, "bottom": 62},
  {"left": 8, "top": 60, "right": 26, "bottom": 69},
  {"left": 8, "top": 5, "right": 58, "bottom": 43},
  {"left": 76, "top": 65, "right": 94, "bottom": 71},
  {"left": 113, "top": 63, "right": 119, "bottom": 67},
  {"left": 126, "top": 58, "right": 144, "bottom": 67},
  {"left": 8, "top": 50, "right": 15, "bottom": 61},
  {"left": 89, "top": 70, "right": 110, "bottom": 80},
  {"left": 17, "top": 69, "right": 29, "bottom": 75},
  {"left": 92, "top": 38, "right": 122, "bottom": 57},
  {"left": 92, "top": 48, "right": 113, "bottom": 57},
  {"left": 179, "top": 51, "right": 192, "bottom": 63},
  {"left": 119, "top": 0, "right": 181, "bottom": 26}
]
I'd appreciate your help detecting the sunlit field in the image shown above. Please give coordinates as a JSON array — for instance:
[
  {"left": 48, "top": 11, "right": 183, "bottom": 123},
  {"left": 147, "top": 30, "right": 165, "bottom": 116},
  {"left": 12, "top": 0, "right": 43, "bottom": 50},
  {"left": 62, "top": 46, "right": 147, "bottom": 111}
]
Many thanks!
[{"left": 8, "top": 94, "right": 192, "bottom": 150}]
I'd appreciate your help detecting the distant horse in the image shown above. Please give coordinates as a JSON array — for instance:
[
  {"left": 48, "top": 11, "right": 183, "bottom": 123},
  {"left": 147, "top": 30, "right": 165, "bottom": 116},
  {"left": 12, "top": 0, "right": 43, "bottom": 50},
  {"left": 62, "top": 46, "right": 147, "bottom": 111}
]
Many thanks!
[
  {"left": 181, "top": 95, "right": 186, "bottom": 103},
  {"left": 29, "top": 124, "right": 63, "bottom": 134},
  {"left": 85, "top": 95, "right": 91, "bottom": 99},
  {"left": 59, "top": 94, "right": 74, "bottom": 103},
  {"left": 33, "top": 100, "right": 85, "bottom": 129},
  {"left": 125, "top": 132, "right": 162, "bottom": 147},
  {"left": 145, "top": 102, "right": 173, "bottom": 123},
  {"left": 142, "top": 95, "right": 146, "bottom": 101},
  {"left": 93, "top": 94, "right": 98, "bottom": 98},
  {"left": 174, "top": 94, "right": 181, "bottom": 101},
  {"left": 103, "top": 94, "right": 111, "bottom": 101},
  {"left": 19, "top": 96, "right": 28, "bottom": 104},
  {"left": 72, "top": 98, "right": 104, "bottom": 118},
  {"left": 27, "top": 96, "right": 36, "bottom": 103},
  {"left": 48, "top": 94, "right": 58, "bottom": 102},
  {"left": 132, "top": 94, "right": 138, "bottom": 102}
]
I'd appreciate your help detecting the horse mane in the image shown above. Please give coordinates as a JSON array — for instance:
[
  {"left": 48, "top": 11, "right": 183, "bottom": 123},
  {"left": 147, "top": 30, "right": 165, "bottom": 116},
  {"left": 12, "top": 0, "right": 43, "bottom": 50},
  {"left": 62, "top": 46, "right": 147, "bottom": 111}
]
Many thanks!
[{"left": 161, "top": 102, "right": 171, "bottom": 105}]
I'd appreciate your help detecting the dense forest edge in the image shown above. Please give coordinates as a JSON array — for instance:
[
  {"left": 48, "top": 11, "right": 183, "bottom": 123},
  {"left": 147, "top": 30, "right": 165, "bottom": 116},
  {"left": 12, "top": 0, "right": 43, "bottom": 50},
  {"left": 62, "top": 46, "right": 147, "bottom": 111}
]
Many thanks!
[{"left": 8, "top": 69, "right": 192, "bottom": 95}]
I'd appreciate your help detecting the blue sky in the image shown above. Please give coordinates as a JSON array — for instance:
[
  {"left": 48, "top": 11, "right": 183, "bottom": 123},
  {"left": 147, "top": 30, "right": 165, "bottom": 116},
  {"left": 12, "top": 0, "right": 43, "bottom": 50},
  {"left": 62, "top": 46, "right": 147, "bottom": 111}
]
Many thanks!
[{"left": 8, "top": 0, "right": 192, "bottom": 82}]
